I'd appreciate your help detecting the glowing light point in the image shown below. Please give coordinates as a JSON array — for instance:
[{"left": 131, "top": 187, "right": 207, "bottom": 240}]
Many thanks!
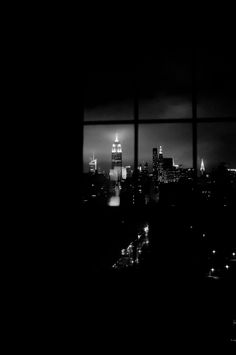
[
  {"left": 144, "top": 225, "right": 149, "bottom": 233},
  {"left": 159, "top": 145, "right": 163, "bottom": 154},
  {"left": 115, "top": 133, "right": 119, "bottom": 142},
  {"left": 211, "top": 268, "right": 215, "bottom": 273},
  {"left": 212, "top": 250, "right": 216, "bottom": 254},
  {"left": 232, "top": 252, "right": 235, "bottom": 257},
  {"left": 225, "top": 264, "right": 230, "bottom": 269}
]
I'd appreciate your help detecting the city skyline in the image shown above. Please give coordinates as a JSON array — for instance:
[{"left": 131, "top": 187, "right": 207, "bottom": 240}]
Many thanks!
[{"left": 83, "top": 123, "right": 236, "bottom": 173}]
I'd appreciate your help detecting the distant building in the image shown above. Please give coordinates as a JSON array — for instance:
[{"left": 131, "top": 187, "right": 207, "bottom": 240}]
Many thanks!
[
  {"left": 143, "top": 162, "right": 149, "bottom": 175},
  {"left": 109, "top": 167, "right": 119, "bottom": 181},
  {"left": 200, "top": 158, "right": 205, "bottom": 175},
  {"left": 122, "top": 167, "right": 127, "bottom": 180},
  {"left": 153, "top": 146, "right": 176, "bottom": 183},
  {"left": 111, "top": 134, "right": 122, "bottom": 181},
  {"left": 89, "top": 153, "right": 97, "bottom": 173},
  {"left": 152, "top": 148, "right": 158, "bottom": 181},
  {"left": 125, "top": 166, "right": 132, "bottom": 178}
]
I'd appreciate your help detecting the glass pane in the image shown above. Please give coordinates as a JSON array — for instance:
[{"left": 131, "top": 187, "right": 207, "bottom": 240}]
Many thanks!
[
  {"left": 138, "top": 124, "right": 193, "bottom": 206},
  {"left": 84, "top": 71, "right": 134, "bottom": 121},
  {"left": 138, "top": 49, "right": 192, "bottom": 119},
  {"left": 197, "top": 122, "right": 236, "bottom": 206},
  {"left": 197, "top": 48, "right": 236, "bottom": 118},
  {"left": 82, "top": 125, "right": 134, "bottom": 207},
  {"left": 197, "top": 122, "right": 236, "bottom": 172}
]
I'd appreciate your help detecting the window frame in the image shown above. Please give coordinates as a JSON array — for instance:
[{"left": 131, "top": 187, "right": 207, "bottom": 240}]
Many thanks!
[{"left": 82, "top": 50, "right": 236, "bottom": 206}]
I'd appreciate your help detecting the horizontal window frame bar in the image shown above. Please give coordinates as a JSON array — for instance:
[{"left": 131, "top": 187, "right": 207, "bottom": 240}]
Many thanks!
[{"left": 83, "top": 116, "right": 236, "bottom": 125}]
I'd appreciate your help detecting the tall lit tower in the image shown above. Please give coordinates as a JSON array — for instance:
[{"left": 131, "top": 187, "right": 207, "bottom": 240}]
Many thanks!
[
  {"left": 159, "top": 145, "right": 163, "bottom": 159},
  {"left": 200, "top": 158, "right": 205, "bottom": 175},
  {"left": 158, "top": 145, "right": 164, "bottom": 182},
  {"left": 111, "top": 134, "right": 122, "bottom": 180}
]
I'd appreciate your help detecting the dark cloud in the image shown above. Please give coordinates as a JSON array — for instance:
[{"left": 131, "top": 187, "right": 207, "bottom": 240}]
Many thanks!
[
  {"left": 140, "top": 94, "right": 192, "bottom": 119},
  {"left": 84, "top": 100, "right": 133, "bottom": 121}
]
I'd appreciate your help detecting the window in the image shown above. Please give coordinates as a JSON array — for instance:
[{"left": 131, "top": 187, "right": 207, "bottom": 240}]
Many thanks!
[
  {"left": 80, "top": 51, "right": 236, "bottom": 345},
  {"left": 82, "top": 49, "right": 236, "bottom": 208}
]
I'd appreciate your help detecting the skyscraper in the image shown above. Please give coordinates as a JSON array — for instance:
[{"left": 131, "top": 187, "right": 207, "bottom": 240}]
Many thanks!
[
  {"left": 111, "top": 134, "right": 122, "bottom": 181},
  {"left": 143, "top": 162, "right": 149, "bottom": 175},
  {"left": 153, "top": 148, "right": 158, "bottom": 180},
  {"left": 89, "top": 153, "right": 97, "bottom": 173},
  {"left": 158, "top": 146, "right": 164, "bottom": 182},
  {"left": 153, "top": 146, "right": 176, "bottom": 183},
  {"left": 200, "top": 158, "right": 205, "bottom": 175}
]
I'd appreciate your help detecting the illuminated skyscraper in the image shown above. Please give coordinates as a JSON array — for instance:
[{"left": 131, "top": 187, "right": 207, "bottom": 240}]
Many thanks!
[
  {"left": 159, "top": 145, "right": 163, "bottom": 159},
  {"left": 153, "top": 146, "right": 176, "bottom": 183},
  {"left": 89, "top": 153, "right": 97, "bottom": 173},
  {"left": 111, "top": 134, "right": 122, "bottom": 180},
  {"left": 158, "top": 145, "right": 164, "bottom": 182},
  {"left": 200, "top": 158, "right": 205, "bottom": 175}
]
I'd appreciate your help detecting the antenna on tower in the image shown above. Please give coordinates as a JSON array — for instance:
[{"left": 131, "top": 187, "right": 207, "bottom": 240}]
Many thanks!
[{"left": 115, "top": 133, "right": 119, "bottom": 142}]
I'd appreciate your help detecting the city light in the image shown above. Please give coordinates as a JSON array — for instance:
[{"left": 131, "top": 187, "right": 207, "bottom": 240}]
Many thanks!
[
  {"left": 232, "top": 252, "right": 235, "bottom": 257},
  {"left": 212, "top": 250, "right": 216, "bottom": 254},
  {"left": 211, "top": 268, "right": 215, "bottom": 272},
  {"left": 108, "top": 196, "right": 120, "bottom": 206},
  {"left": 225, "top": 265, "right": 230, "bottom": 269}
]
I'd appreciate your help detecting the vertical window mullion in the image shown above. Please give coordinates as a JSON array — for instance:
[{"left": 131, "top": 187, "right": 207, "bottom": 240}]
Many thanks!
[
  {"left": 192, "top": 48, "right": 197, "bottom": 182},
  {"left": 134, "top": 70, "right": 139, "bottom": 172}
]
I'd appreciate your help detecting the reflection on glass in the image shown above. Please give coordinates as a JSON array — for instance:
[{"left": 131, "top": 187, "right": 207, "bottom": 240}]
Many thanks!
[
  {"left": 84, "top": 71, "right": 134, "bottom": 121},
  {"left": 82, "top": 125, "right": 134, "bottom": 206}
]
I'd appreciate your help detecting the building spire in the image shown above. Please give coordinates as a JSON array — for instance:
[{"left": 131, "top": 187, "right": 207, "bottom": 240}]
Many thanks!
[
  {"left": 200, "top": 158, "right": 205, "bottom": 173},
  {"left": 159, "top": 145, "right": 163, "bottom": 154},
  {"left": 115, "top": 133, "right": 119, "bottom": 142}
]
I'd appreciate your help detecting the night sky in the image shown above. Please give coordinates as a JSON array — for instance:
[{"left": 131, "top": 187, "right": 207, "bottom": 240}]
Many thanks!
[
  {"left": 83, "top": 48, "right": 236, "bottom": 173},
  {"left": 138, "top": 124, "right": 192, "bottom": 168}
]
